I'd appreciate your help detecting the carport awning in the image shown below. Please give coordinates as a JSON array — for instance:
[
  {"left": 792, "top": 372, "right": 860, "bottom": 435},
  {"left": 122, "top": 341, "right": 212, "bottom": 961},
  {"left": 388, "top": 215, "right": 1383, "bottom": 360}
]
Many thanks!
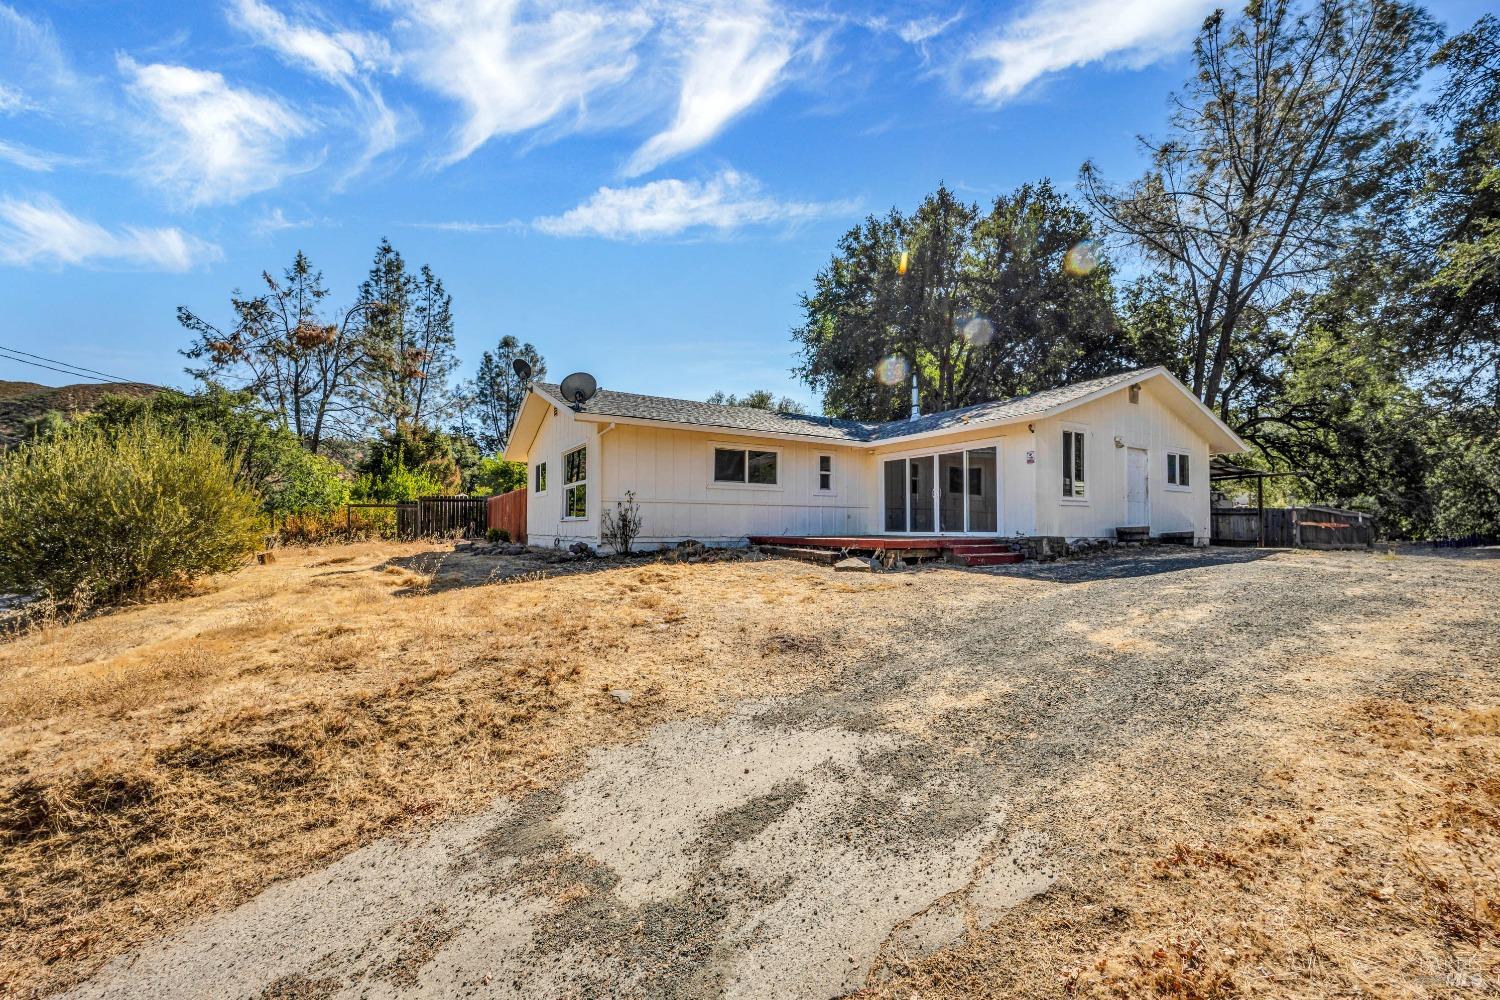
[{"left": 1210, "top": 456, "right": 1299, "bottom": 481}]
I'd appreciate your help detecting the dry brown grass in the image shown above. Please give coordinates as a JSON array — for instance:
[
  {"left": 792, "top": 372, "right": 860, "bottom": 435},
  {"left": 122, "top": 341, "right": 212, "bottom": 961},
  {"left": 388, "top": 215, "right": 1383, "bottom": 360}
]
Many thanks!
[
  {"left": 855, "top": 645, "right": 1500, "bottom": 998},
  {"left": 0, "top": 541, "right": 957, "bottom": 999}
]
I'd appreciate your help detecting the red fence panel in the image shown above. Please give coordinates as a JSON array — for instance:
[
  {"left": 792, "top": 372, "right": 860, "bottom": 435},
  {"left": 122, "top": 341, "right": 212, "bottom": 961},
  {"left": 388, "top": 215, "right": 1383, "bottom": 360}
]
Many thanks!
[{"left": 487, "top": 488, "right": 527, "bottom": 544}]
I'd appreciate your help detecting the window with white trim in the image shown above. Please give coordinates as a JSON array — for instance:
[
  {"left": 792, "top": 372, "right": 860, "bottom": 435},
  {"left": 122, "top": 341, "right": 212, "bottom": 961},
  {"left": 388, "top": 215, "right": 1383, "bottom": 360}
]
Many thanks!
[
  {"left": 1062, "top": 429, "right": 1086, "bottom": 498},
  {"left": 713, "top": 447, "right": 778, "bottom": 485},
  {"left": 1167, "top": 450, "right": 1191, "bottom": 489},
  {"left": 534, "top": 461, "right": 547, "bottom": 494},
  {"left": 562, "top": 446, "right": 586, "bottom": 519},
  {"left": 817, "top": 454, "right": 833, "bottom": 492}
]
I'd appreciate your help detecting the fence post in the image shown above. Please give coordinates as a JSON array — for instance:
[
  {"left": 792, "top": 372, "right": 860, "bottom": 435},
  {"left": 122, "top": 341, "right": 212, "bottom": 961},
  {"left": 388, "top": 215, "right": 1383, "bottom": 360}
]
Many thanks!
[{"left": 1256, "top": 477, "right": 1265, "bottom": 548}]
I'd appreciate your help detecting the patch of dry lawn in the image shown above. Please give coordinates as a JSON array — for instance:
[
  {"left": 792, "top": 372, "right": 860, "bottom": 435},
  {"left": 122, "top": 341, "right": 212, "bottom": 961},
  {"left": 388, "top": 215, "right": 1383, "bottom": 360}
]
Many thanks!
[
  {"left": 0, "top": 541, "right": 965, "bottom": 998},
  {"left": 854, "top": 566, "right": 1500, "bottom": 1000}
]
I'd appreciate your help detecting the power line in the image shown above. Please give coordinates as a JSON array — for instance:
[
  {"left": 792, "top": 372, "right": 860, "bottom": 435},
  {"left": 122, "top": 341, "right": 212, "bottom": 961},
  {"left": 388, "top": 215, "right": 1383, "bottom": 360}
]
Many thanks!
[
  {"left": 0, "top": 351, "right": 130, "bottom": 384},
  {"left": 0, "top": 344, "right": 138, "bottom": 384}
]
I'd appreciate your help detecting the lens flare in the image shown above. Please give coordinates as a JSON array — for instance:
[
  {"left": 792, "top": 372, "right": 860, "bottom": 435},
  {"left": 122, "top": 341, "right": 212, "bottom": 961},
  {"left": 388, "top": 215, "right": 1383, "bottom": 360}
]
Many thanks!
[
  {"left": 876, "top": 355, "right": 910, "bottom": 387},
  {"left": 897, "top": 250, "right": 909, "bottom": 276},
  {"left": 961, "top": 315, "right": 995, "bottom": 346},
  {"left": 1064, "top": 240, "right": 1100, "bottom": 276}
]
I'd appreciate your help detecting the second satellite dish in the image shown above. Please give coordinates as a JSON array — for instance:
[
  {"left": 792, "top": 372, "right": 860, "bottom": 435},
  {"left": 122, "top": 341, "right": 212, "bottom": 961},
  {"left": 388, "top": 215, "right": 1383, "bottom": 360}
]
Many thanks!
[
  {"left": 512, "top": 357, "right": 532, "bottom": 381},
  {"left": 559, "top": 371, "right": 598, "bottom": 409}
]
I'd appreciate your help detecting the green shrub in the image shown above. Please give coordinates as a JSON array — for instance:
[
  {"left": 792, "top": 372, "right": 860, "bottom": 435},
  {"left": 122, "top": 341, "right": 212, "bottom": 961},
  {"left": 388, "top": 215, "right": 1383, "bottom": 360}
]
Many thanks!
[
  {"left": 468, "top": 456, "right": 526, "bottom": 496},
  {"left": 486, "top": 527, "right": 510, "bottom": 544},
  {"left": 261, "top": 441, "right": 351, "bottom": 516},
  {"left": 351, "top": 464, "right": 445, "bottom": 503},
  {"left": 0, "top": 422, "right": 264, "bottom": 604}
]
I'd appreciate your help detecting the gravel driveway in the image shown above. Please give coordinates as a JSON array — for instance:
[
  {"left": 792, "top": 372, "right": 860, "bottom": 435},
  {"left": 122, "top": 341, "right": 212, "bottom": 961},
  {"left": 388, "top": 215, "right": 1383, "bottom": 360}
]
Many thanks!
[{"left": 59, "top": 546, "right": 1499, "bottom": 1000}]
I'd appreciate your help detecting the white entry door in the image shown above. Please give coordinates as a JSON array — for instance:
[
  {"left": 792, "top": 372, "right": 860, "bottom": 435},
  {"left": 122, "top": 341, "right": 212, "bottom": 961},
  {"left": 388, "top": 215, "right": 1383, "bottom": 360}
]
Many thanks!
[{"left": 1126, "top": 447, "right": 1150, "bottom": 526}]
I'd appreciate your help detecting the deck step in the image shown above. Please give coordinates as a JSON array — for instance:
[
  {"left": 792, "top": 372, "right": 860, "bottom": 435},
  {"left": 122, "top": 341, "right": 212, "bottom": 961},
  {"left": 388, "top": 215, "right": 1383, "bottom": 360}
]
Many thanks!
[
  {"left": 760, "top": 545, "right": 841, "bottom": 566},
  {"left": 947, "top": 544, "right": 1015, "bottom": 556},
  {"left": 956, "top": 552, "right": 1024, "bottom": 566}
]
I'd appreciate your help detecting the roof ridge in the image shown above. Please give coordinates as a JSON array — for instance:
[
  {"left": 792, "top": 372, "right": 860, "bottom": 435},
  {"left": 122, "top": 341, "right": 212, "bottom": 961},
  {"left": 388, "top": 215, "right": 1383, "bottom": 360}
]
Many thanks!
[{"left": 532, "top": 366, "right": 1162, "bottom": 444}]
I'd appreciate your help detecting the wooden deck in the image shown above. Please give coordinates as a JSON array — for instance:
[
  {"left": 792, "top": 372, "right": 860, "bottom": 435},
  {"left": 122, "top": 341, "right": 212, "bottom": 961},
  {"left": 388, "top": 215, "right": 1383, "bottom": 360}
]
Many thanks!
[
  {"left": 748, "top": 535, "right": 1002, "bottom": 549},
  {"left": 747, "top": 535, "right": 1023, "bottom": 567}
]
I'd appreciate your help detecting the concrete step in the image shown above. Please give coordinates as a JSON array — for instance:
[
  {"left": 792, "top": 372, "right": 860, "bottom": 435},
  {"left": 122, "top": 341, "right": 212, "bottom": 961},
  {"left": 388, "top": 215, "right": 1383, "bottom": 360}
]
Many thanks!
[
  {"left": 956, "top": 552, "right": 1024, "bottom": 566},
  {"left": 760, "top": 545, "right": 840, "bottom": 566}
]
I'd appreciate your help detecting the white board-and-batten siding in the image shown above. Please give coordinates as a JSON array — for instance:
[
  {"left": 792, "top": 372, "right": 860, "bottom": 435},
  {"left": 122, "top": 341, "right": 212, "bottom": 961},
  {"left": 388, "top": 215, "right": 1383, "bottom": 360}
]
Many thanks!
[
  {"left": 601, "top": 425, "right": 870, "bottom": 547},
  {"left": 1029, "top": 379, "right": 1210, "bottom": 540},
  {"left": 519, "top": 372, "right": 1223, "bottom": 550},
  {"left": 522, "top": 400, "right": 603, "bottom": 548}
]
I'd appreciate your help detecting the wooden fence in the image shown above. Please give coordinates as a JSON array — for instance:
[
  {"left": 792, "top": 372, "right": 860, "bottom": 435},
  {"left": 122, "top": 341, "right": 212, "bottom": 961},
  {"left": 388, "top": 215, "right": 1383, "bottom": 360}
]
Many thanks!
[
  {"left": 394, "top": 496, "right": 490, "bottom": 539},
  {"left": 1212, "top": 505, "right": 1376, "bottom": 549},
  {"left": 486, "top": 488, "right": 527, "bottom": 544}
]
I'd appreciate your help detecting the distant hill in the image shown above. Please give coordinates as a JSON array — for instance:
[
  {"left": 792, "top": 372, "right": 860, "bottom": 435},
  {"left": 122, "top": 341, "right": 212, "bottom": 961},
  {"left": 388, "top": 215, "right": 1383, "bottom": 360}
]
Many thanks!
[{"left": 0, "top": 381, "right": 162, "bottom": 448}]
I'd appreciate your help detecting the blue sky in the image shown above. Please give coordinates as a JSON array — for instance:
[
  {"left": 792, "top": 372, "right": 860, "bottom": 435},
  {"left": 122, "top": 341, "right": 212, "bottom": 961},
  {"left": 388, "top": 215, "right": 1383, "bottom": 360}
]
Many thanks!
[{"left": 0, "top": 0, "right": 1490, "bottom": 410}]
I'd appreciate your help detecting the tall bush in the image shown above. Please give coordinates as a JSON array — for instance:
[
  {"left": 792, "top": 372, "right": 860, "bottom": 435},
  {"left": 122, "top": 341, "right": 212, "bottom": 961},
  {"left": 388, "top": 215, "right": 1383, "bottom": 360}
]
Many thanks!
[{"left": 0, "top": 422, "right": 264, "bottom": 603}]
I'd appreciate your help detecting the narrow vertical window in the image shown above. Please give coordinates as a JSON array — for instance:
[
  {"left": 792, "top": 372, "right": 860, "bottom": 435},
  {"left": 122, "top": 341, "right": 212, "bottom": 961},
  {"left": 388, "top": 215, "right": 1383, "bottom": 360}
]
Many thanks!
[
  {"left": 1063, "top": 429, "right": 1086, "bottom": 498},
  {"left": 562, "top": 446, "right": 587, "bottom": 519},
  {"left": 1167, "top": 453, "right": 1178, "bottom": 485},
  {"left": 818, "top": 454, "right": 833, "bottom": 492},
  {"left": 535, "top": 462, "right": 547, "bottom": 493}
]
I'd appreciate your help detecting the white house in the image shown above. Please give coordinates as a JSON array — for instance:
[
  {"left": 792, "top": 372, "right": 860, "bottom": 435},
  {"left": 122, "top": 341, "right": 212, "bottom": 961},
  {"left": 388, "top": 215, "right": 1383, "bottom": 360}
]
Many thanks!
[{"left": 503, "top": 366, "right": 1247, "bottom": 552}]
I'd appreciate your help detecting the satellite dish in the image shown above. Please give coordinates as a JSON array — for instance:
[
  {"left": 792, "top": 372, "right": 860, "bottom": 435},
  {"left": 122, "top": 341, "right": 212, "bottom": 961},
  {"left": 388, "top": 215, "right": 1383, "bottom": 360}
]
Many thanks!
[
  {"left": 559, "top": 371, "right": 598, "bottom": 409},
  {"left": 511, "top": 357, "right": 532, "bottom": 382}
]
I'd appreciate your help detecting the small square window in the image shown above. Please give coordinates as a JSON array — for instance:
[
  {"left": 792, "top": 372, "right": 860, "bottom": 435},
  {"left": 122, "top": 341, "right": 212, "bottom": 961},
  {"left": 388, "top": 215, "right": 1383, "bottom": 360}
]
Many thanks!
[
  {"left": 1167, "top": 451, "right": 1191, "bottom": 488},
  {"left": 747, "top": 450, "right": 778, "bottom": 485},
  {"left": 714, "top": 448, "right": 746, "bottom": 483}
]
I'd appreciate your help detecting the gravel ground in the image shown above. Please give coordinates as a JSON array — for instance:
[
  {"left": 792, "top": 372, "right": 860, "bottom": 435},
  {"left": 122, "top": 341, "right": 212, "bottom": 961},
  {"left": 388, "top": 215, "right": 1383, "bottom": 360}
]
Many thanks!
[{"left": 57, "top": 545, "right": 1499, "bottom": 1000}]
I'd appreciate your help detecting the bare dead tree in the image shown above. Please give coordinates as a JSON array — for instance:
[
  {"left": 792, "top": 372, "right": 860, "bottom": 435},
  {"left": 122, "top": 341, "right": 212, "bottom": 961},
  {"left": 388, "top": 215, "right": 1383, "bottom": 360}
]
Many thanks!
[
  {"left": 180, "top": 251, "right": 374, "bottom": 452},
  {"left": 1081, "top": 0, "right": 1437, "bottom": 416}
]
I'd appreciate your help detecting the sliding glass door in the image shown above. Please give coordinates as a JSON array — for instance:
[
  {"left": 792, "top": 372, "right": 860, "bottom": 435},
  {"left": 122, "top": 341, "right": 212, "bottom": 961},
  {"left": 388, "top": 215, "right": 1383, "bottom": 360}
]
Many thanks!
[
  {"left": 967, "top": 447, "right": 997, "bottom": 532},
  {"left": 882, "top": 446, "right": 999, "bottom": 534}
]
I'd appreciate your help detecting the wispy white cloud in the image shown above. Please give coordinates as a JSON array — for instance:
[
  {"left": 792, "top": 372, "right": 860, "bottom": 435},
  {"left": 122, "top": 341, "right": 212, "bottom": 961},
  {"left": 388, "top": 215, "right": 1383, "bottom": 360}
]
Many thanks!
[
  {"left": 0, "top": 139, "right": 69, "bottom": 171},
  {"left": 0, "top": 81, "right": 27, "bottom": 113},
  {"left": 228, "top": 0, "right": 392, "bottom": 81},
  {"left": 897, "top": 13, "right": 964, "bottom": 46},
  {"left": 389, "top": 0, "right": 650, "bottom": 165},
  {"left": 408, "top": 219, "right": 525, "bottom": 233},
  {"left": 534, "top": 168, "right": 852, "bottom": 239},
  {"left": 227, "top": 0, "right": 399, "bottom": 169},
  {"left": 118, "top": 55, "right": 310, "bottom": 207},
  {"left": 0, "top": 3, "right": 84, "bottom": 115},
  {"left": 0, "top": 195, "right": 221, "bottom": 270},
  {"left": 623, "top": 0, "right": 798, "bottom": 177},
  {"left": 967, "top": 0, "right": 1212, "bottom": 104},
  {"left": 251, "top": 206, "right": 315, "bottom": 236}
]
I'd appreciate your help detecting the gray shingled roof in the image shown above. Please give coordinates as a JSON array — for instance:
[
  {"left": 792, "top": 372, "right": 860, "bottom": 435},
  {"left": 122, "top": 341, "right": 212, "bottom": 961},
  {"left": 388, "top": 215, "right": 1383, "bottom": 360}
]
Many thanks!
[{"left": 533, "top": 367, "right": 1154, "bottom": 445}]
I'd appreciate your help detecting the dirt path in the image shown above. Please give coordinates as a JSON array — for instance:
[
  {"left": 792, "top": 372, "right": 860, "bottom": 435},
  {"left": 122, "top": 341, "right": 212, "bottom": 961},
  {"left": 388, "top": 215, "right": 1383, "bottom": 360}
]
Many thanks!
[{"left": 55, "top": 547, "right": 1500, "bottom": 999}]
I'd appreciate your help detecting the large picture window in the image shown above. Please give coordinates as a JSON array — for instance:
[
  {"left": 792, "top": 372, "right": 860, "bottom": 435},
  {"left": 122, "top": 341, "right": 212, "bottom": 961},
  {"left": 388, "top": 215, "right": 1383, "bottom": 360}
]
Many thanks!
[
  {"left": 562, "top": 446, "right": 586, "bottom": 519},
  {"left": 1062, "top": 429, "right": 1086, "bottom": 498},
  {"left": 713, "top": 447, "right": 778, "bottom": 485}
]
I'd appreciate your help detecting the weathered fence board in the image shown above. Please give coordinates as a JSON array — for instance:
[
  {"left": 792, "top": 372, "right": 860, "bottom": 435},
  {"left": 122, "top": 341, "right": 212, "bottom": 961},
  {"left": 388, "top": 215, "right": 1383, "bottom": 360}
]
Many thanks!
[
  {"left": 1295, "top": 506, "right": 1376, "bottom": 549},
  {"left": 486, "top": 488, "right": 527, "bottom": 544},
  {"left": 391, "top": 497, "right": 488, "bottom": 539},
  {"left": 1212, "top": 506, "right": 1375, "bottom": 549}
]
